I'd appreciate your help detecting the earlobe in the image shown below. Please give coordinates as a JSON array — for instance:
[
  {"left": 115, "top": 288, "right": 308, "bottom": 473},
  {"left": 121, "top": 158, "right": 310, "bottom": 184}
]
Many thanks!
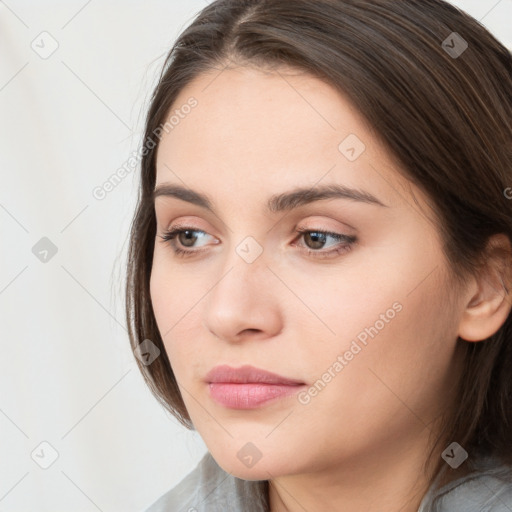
[{"left": 457, "top": 234, "right": 512, "bottom": 343}]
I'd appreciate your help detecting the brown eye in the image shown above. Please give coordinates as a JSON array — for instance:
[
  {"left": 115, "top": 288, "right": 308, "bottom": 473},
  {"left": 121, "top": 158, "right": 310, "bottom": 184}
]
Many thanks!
[
  {"left": 303, "top": 231, "right": 329, "bottom": 250},
  {"left": 294, "top": 228, "right": 357, "bottom": 259},
  {"left": 177, "top": 230, "right": 199, "bottom": 247},
  {"left": 158, "top": 227, "right": 214, "bottom": 258}
]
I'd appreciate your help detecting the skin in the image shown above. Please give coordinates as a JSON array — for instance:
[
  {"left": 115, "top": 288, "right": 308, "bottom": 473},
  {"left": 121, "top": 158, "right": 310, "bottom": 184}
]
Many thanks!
[{"left": 149, "top": 64, "right": 512, "bottom": 512}]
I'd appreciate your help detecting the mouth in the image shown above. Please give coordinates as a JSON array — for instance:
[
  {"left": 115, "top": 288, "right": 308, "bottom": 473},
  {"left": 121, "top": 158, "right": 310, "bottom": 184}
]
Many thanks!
[{"left": 205, "top": 364, "right": 306, "bottom": 409}]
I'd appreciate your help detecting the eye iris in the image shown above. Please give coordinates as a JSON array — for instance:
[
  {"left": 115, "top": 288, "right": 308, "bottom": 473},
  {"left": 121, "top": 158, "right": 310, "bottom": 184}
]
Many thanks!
[
  {"left": 305, "top": 232, "right": 326, "bottom": 249},
  {"left": 179, "top": 230, "right": 198, "bottom": 247}
]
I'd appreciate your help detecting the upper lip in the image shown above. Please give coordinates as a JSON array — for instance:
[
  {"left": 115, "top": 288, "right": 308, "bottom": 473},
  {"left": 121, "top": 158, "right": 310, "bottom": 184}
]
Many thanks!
[{"left": 205, "top": 364, "right": 305, "bottom": 385}]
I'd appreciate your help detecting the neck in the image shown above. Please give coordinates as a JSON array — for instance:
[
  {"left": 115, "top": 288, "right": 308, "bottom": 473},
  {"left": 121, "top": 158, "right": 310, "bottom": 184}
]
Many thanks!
[{"left": 267, "top": 426, "right": 445, "bottom": 512}]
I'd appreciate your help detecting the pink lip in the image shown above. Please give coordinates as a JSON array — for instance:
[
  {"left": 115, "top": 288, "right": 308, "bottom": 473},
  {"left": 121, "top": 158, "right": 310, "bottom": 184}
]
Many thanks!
[
  {"left": 205, "top": 365, "right": 306, "bottom": 409},
  {"left": 205, "top": 364, "right": 304, "bottom": 385}
]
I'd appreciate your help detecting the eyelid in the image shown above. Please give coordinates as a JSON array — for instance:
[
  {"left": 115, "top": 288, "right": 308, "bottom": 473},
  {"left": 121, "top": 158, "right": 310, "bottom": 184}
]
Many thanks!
[
  {"left": 159, "top": 220, "right": 352, "bottom": 243},
  {"left": 158, "top": 223, "right": 357, "bottom": 260}
]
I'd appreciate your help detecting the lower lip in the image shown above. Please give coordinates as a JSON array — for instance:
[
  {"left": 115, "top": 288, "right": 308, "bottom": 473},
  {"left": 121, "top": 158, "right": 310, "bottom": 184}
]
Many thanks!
[{"left": 208, "top": 382, "right": 305, "bottom": 409}]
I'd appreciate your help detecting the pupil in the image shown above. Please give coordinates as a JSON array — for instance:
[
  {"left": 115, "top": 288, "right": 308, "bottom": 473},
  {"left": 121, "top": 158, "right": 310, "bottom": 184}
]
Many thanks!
[
  {"left": 180, "top": 230, "right": 197, "bottom": 247},
  {"left": 307, "top": 232, "right": 326, "bottom": 249}
]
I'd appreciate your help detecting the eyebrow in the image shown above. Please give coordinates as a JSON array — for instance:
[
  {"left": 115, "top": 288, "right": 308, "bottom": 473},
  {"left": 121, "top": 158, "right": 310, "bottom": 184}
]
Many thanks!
[{"left": 152, "top": 183, "right": 388, "bottom": 213}]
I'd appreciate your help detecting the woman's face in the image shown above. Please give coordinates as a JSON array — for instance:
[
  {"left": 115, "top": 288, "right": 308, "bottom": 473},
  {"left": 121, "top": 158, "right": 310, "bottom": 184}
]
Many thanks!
[{"left": 150, "top": 65, "right": 467, "bottom": 480}]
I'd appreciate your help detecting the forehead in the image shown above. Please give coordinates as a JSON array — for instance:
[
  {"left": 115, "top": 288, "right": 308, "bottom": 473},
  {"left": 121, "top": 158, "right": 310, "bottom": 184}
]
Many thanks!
[{"left": 153, "top": 65, "right": 412, "bottom": 212}]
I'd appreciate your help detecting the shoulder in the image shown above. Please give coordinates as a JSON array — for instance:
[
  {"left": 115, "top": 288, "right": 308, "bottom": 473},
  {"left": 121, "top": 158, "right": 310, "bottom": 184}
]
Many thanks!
[
  {"left": 142, "top": 451, "right": 268, "bottom": 512},
  {"left": 419, "top": 457, "right": 512, "bottom": 512}
]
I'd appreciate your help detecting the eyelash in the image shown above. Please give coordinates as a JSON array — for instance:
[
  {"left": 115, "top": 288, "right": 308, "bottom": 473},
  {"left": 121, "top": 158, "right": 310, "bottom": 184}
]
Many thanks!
[{"left": 158, "top": 226, "right": 357, "bottom": 260}]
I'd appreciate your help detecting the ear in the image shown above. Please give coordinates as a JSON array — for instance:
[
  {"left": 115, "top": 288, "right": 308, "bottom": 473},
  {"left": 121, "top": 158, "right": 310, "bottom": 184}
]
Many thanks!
[{"left": 458, "top": 233, "right": 512, "bottom": 342}]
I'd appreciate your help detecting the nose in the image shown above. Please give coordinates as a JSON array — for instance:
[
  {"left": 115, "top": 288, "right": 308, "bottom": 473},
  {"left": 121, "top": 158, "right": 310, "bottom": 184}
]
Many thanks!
[{"left": 202, "top": 249, "right": 283, "bottom": 344}]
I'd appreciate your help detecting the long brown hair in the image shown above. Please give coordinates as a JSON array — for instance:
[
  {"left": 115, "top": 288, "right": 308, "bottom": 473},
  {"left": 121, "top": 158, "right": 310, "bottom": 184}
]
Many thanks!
[{"left": 126, "top": 0, "right": 512, "bottom": 501}]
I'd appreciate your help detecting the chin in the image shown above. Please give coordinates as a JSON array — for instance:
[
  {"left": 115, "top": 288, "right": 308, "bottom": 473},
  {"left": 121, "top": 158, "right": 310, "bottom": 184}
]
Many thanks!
[{"left": 208, "top": 445, "right": 292, "bottom": 481}]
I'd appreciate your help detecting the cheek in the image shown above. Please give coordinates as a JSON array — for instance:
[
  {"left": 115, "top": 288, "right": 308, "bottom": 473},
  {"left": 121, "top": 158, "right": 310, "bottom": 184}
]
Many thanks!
[
  {"left": 150, "top": 252, "right": 180, "bottom": 355},
  {"left": 297, "top": 239, "right": 457, "bottom": 398},
  {"left": 285, "top": 232, "right": 424, "bottom": 341},
  {"left": 149, "top": 246, "right": 193, "bottom": 331},
  {"left": 327, "top": 269, "right": 458, "bottom": 421},
  {"left": 149, "top": 252, "right": 205, "bottom": 374},
  {"left": 293, "top": 281, "right": 458, "bottom": 459}
]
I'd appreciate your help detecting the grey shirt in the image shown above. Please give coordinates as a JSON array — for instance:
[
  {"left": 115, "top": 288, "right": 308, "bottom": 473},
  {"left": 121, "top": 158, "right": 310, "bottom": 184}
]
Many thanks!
[{"left": 144, "top": 451, "right": 512, "bottom": 512}]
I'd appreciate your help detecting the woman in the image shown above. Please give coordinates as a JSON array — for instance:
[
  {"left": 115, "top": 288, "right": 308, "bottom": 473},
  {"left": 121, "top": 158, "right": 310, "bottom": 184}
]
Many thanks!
[{"left": 126, "top": 0, "right": 512, "bottom": 510}]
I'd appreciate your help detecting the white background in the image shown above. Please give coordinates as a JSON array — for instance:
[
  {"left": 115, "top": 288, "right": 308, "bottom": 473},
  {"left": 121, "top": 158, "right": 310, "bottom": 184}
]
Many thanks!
[{"left": 0, "top": 1, "right": 510, "bottom": 511}]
